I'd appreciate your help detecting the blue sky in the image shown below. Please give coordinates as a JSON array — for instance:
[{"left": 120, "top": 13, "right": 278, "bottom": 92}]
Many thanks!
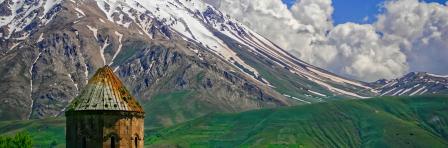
[{"left": 282, "top": 0, "right": 447, "bottom": 24}]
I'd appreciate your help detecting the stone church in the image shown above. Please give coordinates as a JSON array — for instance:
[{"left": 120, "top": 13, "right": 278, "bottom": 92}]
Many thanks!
[{"left": 65, "top": 66, "right": 145, "bottom": 148}]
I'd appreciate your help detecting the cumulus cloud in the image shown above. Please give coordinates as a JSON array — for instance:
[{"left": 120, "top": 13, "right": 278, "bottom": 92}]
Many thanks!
[
  {"left": 376, "top": 0, "right": 448, "bottom": 75},
  {"left": 208, "top": 0, "right": 334, "bottom": 67},
  {"left": 205, "top": 0, "right": 448, "bottom": 81},
  {"left": 326, "top": 23, "right": 408, "bottom": 81},
  {"left": 290, "top": 0, "right": 333, "bottom": 32}
]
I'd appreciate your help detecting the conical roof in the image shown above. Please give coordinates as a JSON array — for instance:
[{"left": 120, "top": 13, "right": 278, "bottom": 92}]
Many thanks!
[{"left": 67, "top": 66, "right": 144, "bottom": 113}]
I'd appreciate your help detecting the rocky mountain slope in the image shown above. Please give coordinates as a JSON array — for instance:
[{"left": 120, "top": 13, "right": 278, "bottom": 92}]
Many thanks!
[
  {"left": 0, "top": 0, "right": 376, "bottom": 122},
  {"left": 372, "top": 72, "right": 448, "bottom": 96}
]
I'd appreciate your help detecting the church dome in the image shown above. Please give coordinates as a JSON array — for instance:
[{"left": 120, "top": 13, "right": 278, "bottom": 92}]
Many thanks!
[{"left": 66, "top": 66, "right": 144, "bottom": 113}]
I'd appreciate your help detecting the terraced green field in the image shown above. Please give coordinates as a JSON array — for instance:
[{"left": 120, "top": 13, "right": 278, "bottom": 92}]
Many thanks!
[{"left": 1, "top": 95, "right": 447, "bottom": 147}]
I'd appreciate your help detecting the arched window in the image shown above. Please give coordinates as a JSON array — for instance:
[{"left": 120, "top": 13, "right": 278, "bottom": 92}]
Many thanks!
[
  {"left": 82, "top": 137, "right": 86, "bottom": 148},
  {"left": 111, "top": 136, "right": 116, "bottom": 148},
  {"left": 134, "top": 136, "right": 138, "bottom": 148}
]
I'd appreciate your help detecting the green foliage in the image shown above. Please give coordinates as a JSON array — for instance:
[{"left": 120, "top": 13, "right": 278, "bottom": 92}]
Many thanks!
[
  {"left": 0, "top": 132, "right": 32, "bottom": 148},
  {"left": 0, "top": 118, "right": 65, "bottom": 148}
]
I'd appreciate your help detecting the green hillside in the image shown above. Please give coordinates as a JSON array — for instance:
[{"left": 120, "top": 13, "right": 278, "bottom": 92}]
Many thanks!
[
  {"left": 1, "top": 95, "right": 447, "bottom": 147},
  {"left": 146, "top": 95, "right": 448, "bottom": 147},
  {"left": 0, "top": 118, "right": 65, "bottom": 147}
]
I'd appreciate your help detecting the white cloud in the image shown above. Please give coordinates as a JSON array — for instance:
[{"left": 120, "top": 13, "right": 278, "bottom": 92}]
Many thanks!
[
  {"left": 326, "top": 23, "right": 408, "bottom": 81},
  {"left": 376, "top": 0, "right": 448, "bottom": 75},
  {"left": 205, "top": 0, "right": 448, "bottom": 81},
  {"left": 208, "top": 0, "right": 334, "bottom": 67},
  {"left": 290, "top": 0, "right": 334, "bottom": 33},
  {"left": 363, "top": 16, "right": 369, "bottom": 22}
]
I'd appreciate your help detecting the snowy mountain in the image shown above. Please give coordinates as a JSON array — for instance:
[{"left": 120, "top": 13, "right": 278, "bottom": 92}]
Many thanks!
[
  {"left": 0, "top": 0, "right": 376, "bottom": 121},
  {"left": 89, "top": 0, "right": 375, "bottom": 98},
  {"left": 373, "top": 72, "right": 448, "bottom": 96}
]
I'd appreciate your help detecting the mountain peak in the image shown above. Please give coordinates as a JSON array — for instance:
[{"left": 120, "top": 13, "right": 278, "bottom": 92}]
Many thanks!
[{"left": 374, "top": 72, "right": 448, "bottom": 96}]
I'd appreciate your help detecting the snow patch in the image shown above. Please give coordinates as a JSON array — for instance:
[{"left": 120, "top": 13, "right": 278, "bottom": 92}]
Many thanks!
[
  {"left": 382, "top": 81, "right": 398, "bottom": 88},
  {"left": 427, "top": 73, "right": 448, "bottom": 78},
  {"left": 86, "top": 25, "right": 98, "bottom": 41},
  {"left": 309, "top": 68, "right": 370, "bottom": 89},
  {"left": 392, "top": 89, "right": 404, "bottom": 96},
  {"left": 99, "top": 18, "right": 106, "bottom": 23},
  {"left": 100, "top": 38, "right": 110, "bottom": 65},
  {"left": 410, "top": 86, "right": 426, "bottom": 96},
  {"left": 67, "top": 74, "right": 79, "bottom": 93},
  {"left": 310, "top": 77, "right": 368, "bottom": 99},
  {"left": 75, "top": 7, "right": 86, "bottom": 17},
  {"left": 308, "top": 90, "right": 327, "bottom": 97},
  {"left": 283, "top": 94, "right": 311, "bottom": 104},
  {"left": 14, "top": 34, "right": 29, "bottom": 40},
  {"left": 399, "top": 87, "right": 414, "bottom": 95},
  {"left": 41, "top": 0, "right": 62, "bottom": 19},
  {"left": 110, "top": 31, "right": 123, "bottom": 65},
  {"left": 381, "top": 87, "right": 397, "bottom": 96},
  {"left": 37, "top": 33, "right": 44, "bottom": 42},
  {"left": 28, "top": 51, "right": 43, "bottom": 119},
  {"left": 96, "top": 0, "right": 115, "bottom": 22},
  {"left": 84, "top": 63, "right": 89, "bottom": 84},
  {"left": 9, "top": 43, "right": 20, "bottom": 51},
  {"left": 420, "top": 89, "right": 429, "bottom": 95},
  {"left": 1, "top": 0, "right": 61, "bottom": 38}
]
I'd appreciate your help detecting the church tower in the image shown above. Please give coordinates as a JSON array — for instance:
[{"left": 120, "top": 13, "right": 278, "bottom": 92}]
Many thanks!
[{"left": 65, "top": 66, "right": 145, "bottom": 148}]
